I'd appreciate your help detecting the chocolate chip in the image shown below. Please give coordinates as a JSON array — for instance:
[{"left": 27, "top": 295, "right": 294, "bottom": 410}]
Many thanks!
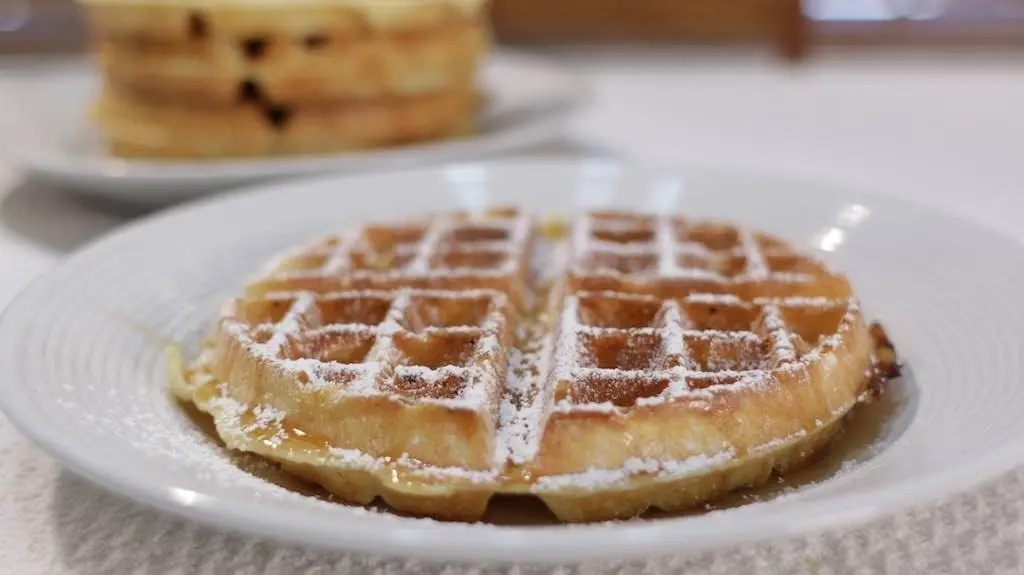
[
  {"left": 187, "top": 12, "right": 208, "bottom": 39},
  {"left": 238, "top": 79, "right": 262, "bottom": 103},
  {"left": 242, "top": 38, "right": 268, "bottom": 61},
  {"left": 303, "top": 34, "right": 329, "bottom": 50},
  {"left": 264, "top": 105, "right": 293, "bottom": 130}
]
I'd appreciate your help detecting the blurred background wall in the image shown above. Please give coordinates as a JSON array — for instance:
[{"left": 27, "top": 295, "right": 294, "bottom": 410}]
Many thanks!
[{"left": 2, "top": 0, "right": 1024, "bottom": 58}]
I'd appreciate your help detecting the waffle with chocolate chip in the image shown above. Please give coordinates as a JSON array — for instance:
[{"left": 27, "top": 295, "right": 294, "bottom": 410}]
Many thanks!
[
  {"left": 77, "top": 0, "right": 490, "bottom": 159},
  {"left": 93, "top": 83, "right": 477, "bottom": 158},
  {"left": 171, "top": 208, "right": 894, "bottom": 522}
]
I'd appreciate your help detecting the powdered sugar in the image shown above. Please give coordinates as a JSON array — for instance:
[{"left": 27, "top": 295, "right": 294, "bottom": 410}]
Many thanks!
[
  {"left": 260, "top": 211, "right": 533, "bottom": 286},
  {"left": 199, "top": 381, "right": 500, "bottom": 486},
  {"left": 221, "top": 287, "right": 512, "bottom": 411},
  {"left": 658, "top": 300, "right": 688, "bottom": 358},
  {"left": 759, "top": 305, "right": 798, "bottom": 365},
  {"left": 324, "top": 447, "right": 499, "bottom": 484},
  {"left": 656, "top": 216, "right": 677, "bottom": 276},
  {"left": 749, "top": 429, "right": 809, "bottom": 456},
  {"left": 738, "top": 229, "right": 770, "bottom": 279},
  {"left": 533, "top": 449, "right": 736, "bottom": 491},
  {"left": 245, "top": 405, "right": 287, "bottom": 447},
  {"left": 494, "top": 241, "right": 568, "bottom": 466},
  {"left": 405, "top": 219, "right": 448, "bottom": 274}
]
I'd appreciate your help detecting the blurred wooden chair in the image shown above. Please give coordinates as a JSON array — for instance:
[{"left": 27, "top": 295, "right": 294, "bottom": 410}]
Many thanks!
[
  {"left": 3, "top": 0, "right": 808, "bottom": 57},
  {"left": 0, "top": 0, "right": 86, "bottom": 55},
  {"left": 490, "top": 0, "right": 809, "bottom": 60},
  {"left": 5, "top": 0, "right": 1024, "bottom": 58}
]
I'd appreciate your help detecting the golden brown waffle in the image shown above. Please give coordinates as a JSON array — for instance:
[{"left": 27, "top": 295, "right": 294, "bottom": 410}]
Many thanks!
[
  {"left": 77, "top": 0, "right": 490, "bottom": 158},
  {"left": 94, "top": 84, "right": 477, "bottom": 159},
  {"left": 173, "top": 208, "right": 885, "bottom": 522}
]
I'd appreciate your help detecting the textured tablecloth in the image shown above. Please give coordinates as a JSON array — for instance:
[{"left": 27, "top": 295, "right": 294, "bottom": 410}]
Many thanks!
[{"left": 4, "top": 50, "right": 1024, "bottom": 573}]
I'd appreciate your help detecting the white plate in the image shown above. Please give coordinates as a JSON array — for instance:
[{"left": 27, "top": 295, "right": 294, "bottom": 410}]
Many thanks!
[
  {"left": 0, "top": 160, "right": 1021, "bottom": 563},
  {"left": 0, "top": 53, "right": 584, "bottom": 204}
]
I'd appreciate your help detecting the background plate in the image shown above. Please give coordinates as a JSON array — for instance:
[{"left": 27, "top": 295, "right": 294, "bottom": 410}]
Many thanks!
[
  {"left": 0, "top": 53, "right": 585, "bottom": 204},
  {"left": 0, "top": 160, "right": 1021, "bottom": 563}
]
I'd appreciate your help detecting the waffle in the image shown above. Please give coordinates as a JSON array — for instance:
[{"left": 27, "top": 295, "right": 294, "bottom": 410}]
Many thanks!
[
  {"left": 92, "top": 16, "right": 487, "bottom": 105},
  {"left": 79, "top": 0, "right": 488, "bottom": 42},
  {"left": 173, "top": 208, "right": 891, "bottom": 522},
  {"left": 76, "top": 0, "right": 490, "bottom": 159},
  {"left": 93, "top": 84, "right": 477, "bottom": 159}
]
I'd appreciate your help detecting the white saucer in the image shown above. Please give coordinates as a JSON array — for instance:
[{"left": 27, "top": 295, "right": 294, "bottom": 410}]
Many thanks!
[
  {"left": 0, "top": 53, "right": 585, "bottom": 205},
  {"left": 0, "top": 160, "right": 1021, "bottom": 563}
]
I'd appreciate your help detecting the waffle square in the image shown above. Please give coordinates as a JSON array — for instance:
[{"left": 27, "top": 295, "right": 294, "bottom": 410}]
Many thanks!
[
  {"left": 247, "top": 209, "right": 533, "bottom": 304},
  {"left": 212, "top": 287, "right": 513, "bottom": 471},
  {"left": 569, "top": 211, "right": 849, "bottom": 300}
]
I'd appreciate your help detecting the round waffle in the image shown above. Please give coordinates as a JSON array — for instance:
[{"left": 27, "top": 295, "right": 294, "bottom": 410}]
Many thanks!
[
  {"left": 94, "top": 85, "right": 477, "bottom": 159},
  {"left": 172, "top": 209, "right": 892, "bottom": 522}
]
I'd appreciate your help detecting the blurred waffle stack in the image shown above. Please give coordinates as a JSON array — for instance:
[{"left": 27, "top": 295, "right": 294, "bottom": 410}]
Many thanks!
[{"left": 77, "top": 0, "right": 491, "bottom": 159}]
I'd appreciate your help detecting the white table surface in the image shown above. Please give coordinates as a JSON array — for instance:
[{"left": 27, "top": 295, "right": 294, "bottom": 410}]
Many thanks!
[{"left": 2, "top": 49, "right": 1024, "bottom": 574}]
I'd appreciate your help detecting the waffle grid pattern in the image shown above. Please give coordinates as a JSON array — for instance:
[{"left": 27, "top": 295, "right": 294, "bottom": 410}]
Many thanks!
[
  {"left": 570, "top": 212, "right": 825, "bottom": 296},
  {"left": 551, "top": 213, "right": 854, "bottom": 413},
  {"left": 225, "top": 288, "right": 511, "bottom": 411},
  {"left": 252, "top": 210, "right": 532, "bottom": 295},
  {"left": 192, "top": 209, "right": 865, "bottom": 508}
]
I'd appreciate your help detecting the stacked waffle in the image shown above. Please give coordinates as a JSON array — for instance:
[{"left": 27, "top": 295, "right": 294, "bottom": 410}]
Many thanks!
[
  {"left": 173, "top": 208, "right": 893, "bottom": 522},
  {"left": 78, "top": 0, "right": 491, "bottom": 159}
]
